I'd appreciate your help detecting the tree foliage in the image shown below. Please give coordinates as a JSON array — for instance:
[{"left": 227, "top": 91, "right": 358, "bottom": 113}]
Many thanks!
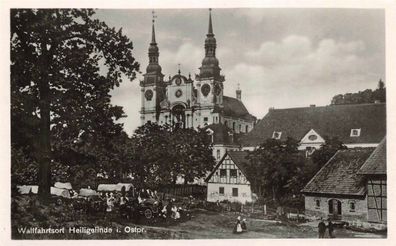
[
  {"left": 245, "top": 138, "right": 305, "bottom": 203},
  {"left": 311, "top": 136, "right": 347, "bottom": 170},
  {"left": 130, "top": 122, "right": 216, "bottom": 188},
  {"left": 11, "top": 9, "right": 139, "bottom": 200},
  {"left": 331, "top": 79, "right": 386, "bottom": 105}
]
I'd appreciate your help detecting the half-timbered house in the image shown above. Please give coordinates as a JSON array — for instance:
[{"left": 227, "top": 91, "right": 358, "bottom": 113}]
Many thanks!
[
  {"left": 358, "top": 137, "right": 387, "bottom": 224},
  {"left": 205, "top": 151, "right": 252, "bottom": 204},
  {"left": 302, "top": 139, "right": 387, "bottom": 226},
  {"left": 301, "top": 148, "right": 374, "bottom": 222}
]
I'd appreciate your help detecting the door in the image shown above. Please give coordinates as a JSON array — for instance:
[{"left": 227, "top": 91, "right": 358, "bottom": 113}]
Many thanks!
[{"left": 328, "top": 199, "right": 342, "bottom": 220}]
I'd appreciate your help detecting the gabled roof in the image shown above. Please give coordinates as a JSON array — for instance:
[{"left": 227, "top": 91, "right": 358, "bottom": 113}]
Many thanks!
[
  {"left": 242, "top": 103, "right": 386, "bottom": 146},
  {"left": 222, "top": 96, "right": 256, "bottom": 121},
  {"left": 301, "top": 148, "right": 375, "bottom": 196},
  {"left": 228, "top": 151, "right": 250, "bottom": 176},
  {"left": 358, "top": 137, "right": 386, "bottom": 175},
  {"left": 205, "top": 150, "right": 250, "bottom": 182}
]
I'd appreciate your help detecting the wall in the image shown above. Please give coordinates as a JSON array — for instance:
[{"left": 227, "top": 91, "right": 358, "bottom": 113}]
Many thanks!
[
  {"left": 207, "top": 183, "right": 252, "bottom": 204},
  {"left": 222, "top": 116, "right": 254, "bottom": 134},
  {"left": 304, "top": 195, "right": 368, "bottom": 222}
]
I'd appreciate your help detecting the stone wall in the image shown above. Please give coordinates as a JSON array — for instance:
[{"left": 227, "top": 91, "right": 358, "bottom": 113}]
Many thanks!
[{"left": 304, "top": 195, "right": 368, "bottom": 222}]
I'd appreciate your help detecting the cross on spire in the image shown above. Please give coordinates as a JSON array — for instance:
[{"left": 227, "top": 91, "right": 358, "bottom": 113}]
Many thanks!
[
  {"left": 178, "top": 63, "right": 181, "bottom": 75},
  {"left": 151, "top": 10, "right": 157, "bottom": 44},
  {"left": 152, "top": 10, "right": 157, "bottom": 23}
]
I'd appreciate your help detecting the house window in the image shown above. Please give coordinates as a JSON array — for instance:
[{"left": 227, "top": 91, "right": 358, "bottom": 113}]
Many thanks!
[
  {"left": 272, "top": 131, "right": 282, "bottom": 139},
  {"left": 219, "top": 187, "right": 224, "bottom": 195},
  {"left": 230, "top": 169, "right": 237, "bottom": 177},
  {"left": 350, "top": 128, "right": 361, "bottom": 137},
  {"left": 315, "top": 199, "right": 320, "bottom": 209},
  {"left": 232, "top": 188, "right": 238, "bottom": 197},
  {"left": 349, "top": 201, "right": 356, "bottom": 212},
  {"left": 232, "top": 122, "right": 236, "bottom": 131},
  {"left": 220, "top": 169, "right": 227, "bottom": 177},
  {"left": 204, "top": 117, "right": 208, "bottom": 122},
  {"left": 245, "top": 125, "right": 249, "bottom": 133},
  {"left": 216, "top": 149, "right": 221, "bottom": 160},
  {"left": 306, "top": 147, "right": 315, "bottom": 157},
  {"left": 224, "top": 120, "right": 228, "bottom": 127}
]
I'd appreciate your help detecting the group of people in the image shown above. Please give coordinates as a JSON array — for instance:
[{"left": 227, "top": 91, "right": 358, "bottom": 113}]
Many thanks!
[
  {"left": 233, "top": 216, "right": 248, "bottom": 234},
  {"left": 318, "top": 218, "right": 335, "bottom": 238}
]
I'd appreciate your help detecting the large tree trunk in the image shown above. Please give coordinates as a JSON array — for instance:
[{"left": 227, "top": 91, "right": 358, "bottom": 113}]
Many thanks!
[{"left": 37, "top": 40, "right": 51, "bottom": 202}]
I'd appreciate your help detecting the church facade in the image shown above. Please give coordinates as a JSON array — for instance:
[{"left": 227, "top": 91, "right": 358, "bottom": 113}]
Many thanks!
[{"left": 140, "top": 10, "right": 256, "bottom": 134}]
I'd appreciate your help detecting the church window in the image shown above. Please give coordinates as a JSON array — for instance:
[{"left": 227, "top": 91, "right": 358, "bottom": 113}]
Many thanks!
[
  {"left": 175, "top": 89, "right": 182, "bottom": 98},
  {"left": 350, "top": 129, "right": 361, "bottom": 137},
  {"left": 216, "top": 150, "right": 221, "bottom": 160},
  {"left": 272, "top": 131, "right": 282, "bottom": 139}
]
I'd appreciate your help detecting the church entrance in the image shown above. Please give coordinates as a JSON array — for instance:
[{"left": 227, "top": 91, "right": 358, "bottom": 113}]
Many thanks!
[{"left": 171, "top": 104, "right": 186, "bottom": 128}]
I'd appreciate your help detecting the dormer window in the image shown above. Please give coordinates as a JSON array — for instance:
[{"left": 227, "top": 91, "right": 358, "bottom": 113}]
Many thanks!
[
  {"left": 350, "top": 128, "right": 361, "bottom": 137},
  {"left": 272, "top": 131, "right": 282, "bottom": 140}
]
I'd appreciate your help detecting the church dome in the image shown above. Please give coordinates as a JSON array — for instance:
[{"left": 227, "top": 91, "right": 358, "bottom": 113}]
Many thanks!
[
  {"left": 202, "top": 56, "right": 219, "bottom": 67},
  {"left": 146, "top": 63, "right": 162, "bottom": 73}
]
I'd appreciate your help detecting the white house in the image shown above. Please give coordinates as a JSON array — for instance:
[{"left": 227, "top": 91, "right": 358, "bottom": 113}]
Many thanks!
[
  {"left": 241, "top": 103, "right": 386, "bottom": 154},
  {"left": 206, "top": 151, "right": 253, "bottom": 204}
]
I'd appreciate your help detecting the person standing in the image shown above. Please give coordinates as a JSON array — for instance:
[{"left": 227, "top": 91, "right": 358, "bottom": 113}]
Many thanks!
[
  {"left": 318, "top": 218, "right": 326, "bottom": 238},
  {"left": 241, "top": 218, "right": 247, "bottom": 232},
  {"left": 233, "top": 216, "right": 243, "bottom": 234},
  {"left": 328, "top": 219, "right": 335, "bottom": 238}
]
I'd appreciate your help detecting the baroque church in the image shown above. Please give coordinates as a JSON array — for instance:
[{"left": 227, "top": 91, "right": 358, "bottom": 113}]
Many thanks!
[{"left": 140, "top": 10, "right": 256, "bottom": 134}]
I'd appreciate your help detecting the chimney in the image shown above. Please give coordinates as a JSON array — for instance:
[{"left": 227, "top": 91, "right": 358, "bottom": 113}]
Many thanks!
[{"left": 236, "top": 83, "right": 241, "bottom": 100}]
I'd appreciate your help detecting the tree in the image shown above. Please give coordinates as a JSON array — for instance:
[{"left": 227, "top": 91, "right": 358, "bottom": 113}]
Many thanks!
[
  {"left": 130, "top": 122, "right": 215, "bottom": 188},
  {"left": 246, "top": 137, "right": 305, "bottom": 203},
  {"left": 311, "top": 136, "right": 347, "bottom": 170},
  {"left": 330, "top": 79, "right": 386, "bottom": 105},
  {"left": 11, "top": 9, "right": 139, "bottom": 201}
]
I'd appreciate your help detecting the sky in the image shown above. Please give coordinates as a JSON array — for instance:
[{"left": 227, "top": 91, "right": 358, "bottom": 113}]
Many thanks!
[{"left": 94, "top": 8, "right": 385, "bottom": 136}]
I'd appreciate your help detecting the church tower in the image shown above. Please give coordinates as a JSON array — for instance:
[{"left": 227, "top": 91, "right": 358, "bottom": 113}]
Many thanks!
[
  {"left": 196, "top": 9, "right": 225, "bottom": 108},
  {"left": 140, "top": 14, "right": 165, "bottom": 124}
]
